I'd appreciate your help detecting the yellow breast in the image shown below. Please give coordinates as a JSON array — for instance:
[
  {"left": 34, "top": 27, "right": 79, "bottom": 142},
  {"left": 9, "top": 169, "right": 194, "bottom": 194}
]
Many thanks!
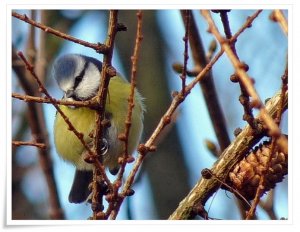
[
  {"left": 54, "top": 105, "right": 96, "bottom": 167},
  {"left": 53, "top": 75, "right": 144, "bottom": 171}
]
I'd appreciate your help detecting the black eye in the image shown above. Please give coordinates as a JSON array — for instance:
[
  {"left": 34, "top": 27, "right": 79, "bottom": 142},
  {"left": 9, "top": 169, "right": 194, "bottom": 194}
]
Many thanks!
[
  {"left": 74, "top": 75, "right": 83, "bottom": 89},
  {"left": 73, "top": 61, "right": 88, "bottom": 89}
]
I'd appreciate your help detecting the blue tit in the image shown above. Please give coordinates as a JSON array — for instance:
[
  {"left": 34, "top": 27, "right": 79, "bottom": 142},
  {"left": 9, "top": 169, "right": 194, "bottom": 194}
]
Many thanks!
[{"left": 52, "top": 54, "right": 144, "bottom": 203}]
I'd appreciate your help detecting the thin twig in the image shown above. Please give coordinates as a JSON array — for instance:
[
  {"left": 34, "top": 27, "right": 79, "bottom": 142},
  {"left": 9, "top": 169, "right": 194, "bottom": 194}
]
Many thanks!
[
  {"left": 214, "top": 9, "right": 258, "bottom": 218},
  {"left": 217, "top": 10, "right": 256, "bottom": 130},
  {"left": 270, "top": 10, "right": 288, "bottom": 35},
  {"left": 246, "top": 63, "right": 288, "bottom": 219},
  {"left": 108, "top": 10, "right": 144, "bottom": 220},
  {"left": 123, "top": 11, "right": 261, "bottom": 209},
  {"left": 12, "top": 140, "right": 46, "bottom": 149},
  {"left": 181, "top": 10, "right": 230, "bottom": 151},
  {"left": 12, "top": 11, "right": 109, "bottom": 54},
  {"left": 17, "top": 52, "right": 94, "bottom": 156},
  {"left": 17, "top": 51, "right": 114, "bottom": 219},
  {"left": 180, "top": 10, "right": 190, "bottom": 95},
  {"left": 13, "top": 12, "right": 64, "bottom": 218},
  {"left": 169, "top": 89, "right": 288, "bottom": 219},
  {"left": 123, "top": 50, "right": 224, "bottom": 197},
  {"left": 118, "top": 10, "right": 143, "bottom": 183},
  {"left": 201, "top": 10, "right": 288, "bottom": 153},
  {"left": 12, "top": 92, "right": 97, "bottom": 108},
  {"left": 201, "top": 168, "right": 251, "bottom": 208},
  {"left": 217, "top": 10, "right": 238, "bottom": 57},
  {"left": 169, "top": 11, "right": 280, "bottom": 219},
  {"left": 17, "top": 51, "right": 111, "bottom": 184},
  {"left": 245, "top": 139, "right": 277, "bottom": 219}
]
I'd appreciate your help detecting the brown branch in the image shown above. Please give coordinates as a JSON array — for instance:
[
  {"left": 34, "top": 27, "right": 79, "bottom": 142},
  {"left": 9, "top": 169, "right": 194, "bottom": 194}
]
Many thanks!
[
  {"left": 213, "top": 10, "right": 239, "bottom": 57},
  {"left": 214, "top": 10, "right": 260, "bottom": 218},
  {"left": 201, "top": 168, "right": 251, "bottom": 208},
  {"left": 108, "top": 10, "right": 144, "bottom": 220},
  {"left": 16, "top": 52, "right": 111, "bottom": 191},
  {"left": 93, "top": 10, "right": 119, "bottom": 161},
  {"left": 168, "top": 10, "right": 285, "bottom": 219},
  {"left": 12, "top": 11, "right": 109, "bottom": 54},
  {"left": 12, "top": 92, "right": 98, "bottom": 108},
  {"left": 91, "top": 10, "right": 119, "bottom": 220},
  {"left": 16, "top": 50, "right": 116, "bottom": 219},
  {"left": 169, "top": 89, "right": 288, "bottom": 219},
  {"left": 118, "top": 10, "right": 143, "bottom": 181},
  {"left": 277, "top": 64, "right": 288, "bottom": 124},
  {"left": 180, "top": 10, "right": 190, "bottom": 95},
  {"left": 246, "top": 63, "right": 288, "bottom": 219},
  {"left": 181, "top": 10, "right": 230, "bottom": 151},
  {"left": 201, "top": 10, "right": 288, "bottom": 154},
  {"left": 215, "top": 10, "right": 257, "bottom": 130},
  {"left": 122, "top": 50, "right": 224, "bottom": 199},
  {"left": 13, "top": 13, "right": 64, "bottom": 218},
  {"left": 17, "top": 51, "right": 95, "bottom": 156},
  {"left": 270, "top": 10, "right": 288, "bottom": 35},
  {"left": 12, "top": 140, "right": 46, "bottom": 149},
  {"left": 246, "top": 138, "right": 276, "bottom": 219},
  {"left": 122, "top": 11, "right": 261, "bottom": 214}
]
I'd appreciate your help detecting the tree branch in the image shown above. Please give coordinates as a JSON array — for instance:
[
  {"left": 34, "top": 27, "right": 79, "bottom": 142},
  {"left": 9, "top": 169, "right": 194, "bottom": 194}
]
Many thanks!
[
  {"left": 12, "top": 13, "right": 64, "bottom": 218},
  {"left": 270, "top": 10, "right": 288, "bottom": 36},
  {"left": 12, "top": 92, "right": 98, "bottom": 108},
  {"left": 91, "top": 10, "right": 119, "bottom": 220},
  {"left": 12, "top": 11, "right": 109, "bottom": 54},
  {"left": 169, "top": 89, "right": 288, "bottom": 219},
  {"left": 246, "top": 63, "right": 288, "bottom": 219},
  {"left": 109, "top": 10, "right": 144, "bottom": 220},
  {"left": 122, "top": 10, "right": 262, "bottom": 213},
  {"left": 201, "top": 10, "right": 287, "bottom": 154},
  {"left": 181, "top": 10, "right": 230, "bottom": 151},
  {"left": 12, "top": 140, "right": 46, "bottom": 149}
]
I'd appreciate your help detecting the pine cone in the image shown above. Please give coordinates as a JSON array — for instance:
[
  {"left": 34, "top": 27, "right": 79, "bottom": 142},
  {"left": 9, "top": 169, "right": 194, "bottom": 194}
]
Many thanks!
[{"left": 225, "top": 140, "right": 288, "bottom": 201}]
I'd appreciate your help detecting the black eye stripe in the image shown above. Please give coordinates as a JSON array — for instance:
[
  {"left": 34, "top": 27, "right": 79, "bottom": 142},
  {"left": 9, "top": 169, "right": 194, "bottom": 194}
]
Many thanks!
[{"left": 74, "top": 61, "right": 89, "bottom": 89}]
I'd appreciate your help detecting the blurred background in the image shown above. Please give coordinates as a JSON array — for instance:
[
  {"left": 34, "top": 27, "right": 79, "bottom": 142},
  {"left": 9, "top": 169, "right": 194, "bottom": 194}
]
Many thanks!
[{"left": 11, "top": 9, "right": 288, "bottom": 220}]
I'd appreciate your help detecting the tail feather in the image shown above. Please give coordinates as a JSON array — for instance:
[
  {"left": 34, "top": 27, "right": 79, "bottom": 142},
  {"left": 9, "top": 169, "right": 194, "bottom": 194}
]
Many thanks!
[{"left": 68, "top": 170, "right": 93, "bottom": 203}]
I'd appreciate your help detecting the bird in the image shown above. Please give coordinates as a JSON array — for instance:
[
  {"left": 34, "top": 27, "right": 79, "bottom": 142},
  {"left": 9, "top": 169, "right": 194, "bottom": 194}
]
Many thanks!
[{"left": 52, "top": 54, "right": 144, "bottom": 203}]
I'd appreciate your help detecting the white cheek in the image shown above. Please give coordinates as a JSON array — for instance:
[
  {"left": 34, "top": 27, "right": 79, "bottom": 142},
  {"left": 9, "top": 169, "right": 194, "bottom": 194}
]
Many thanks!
[{"left": 76, "top": 69, "right": 101, "bottom": 99}]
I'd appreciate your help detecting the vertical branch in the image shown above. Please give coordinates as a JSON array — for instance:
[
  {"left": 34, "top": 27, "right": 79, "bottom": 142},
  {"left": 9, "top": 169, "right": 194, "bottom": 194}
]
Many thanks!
[
  {"left": 117, "top": 10, "right": 143, "bottom": 183},
  {"left": 180, "top": 10, "right": 230, "bottom": 151},
  {"left": 180, "top": 10, "right": 190, "bottom": 95},
  {"left": 213, "top": 9, "right": 257, "bottom": 218},
  {"left": 214, "top": 10, "right": 256, "bottom": 130},
  {"left": 94, "top": 10, "right": 119, "bottom": 162},
  {"left": 213, "top": 10, "right": 238, "bottom": 56},
  {"left": 91, "top": 10, "right": 119, "bottom": 220},
  {"left": 108, "top": 10, "right": 144, "bottom": 220}
]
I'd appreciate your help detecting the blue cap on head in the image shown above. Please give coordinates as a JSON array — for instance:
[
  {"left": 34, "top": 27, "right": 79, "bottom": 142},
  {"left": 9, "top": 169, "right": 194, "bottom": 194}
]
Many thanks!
[{"left": 52, "top": 54, "right": 102, "bottom": 100}]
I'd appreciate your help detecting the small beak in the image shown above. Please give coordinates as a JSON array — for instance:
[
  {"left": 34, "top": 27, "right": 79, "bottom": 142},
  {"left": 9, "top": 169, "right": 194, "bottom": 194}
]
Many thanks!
[{"left": 65, "top": 89, "right": 75, "bottom": 99}]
